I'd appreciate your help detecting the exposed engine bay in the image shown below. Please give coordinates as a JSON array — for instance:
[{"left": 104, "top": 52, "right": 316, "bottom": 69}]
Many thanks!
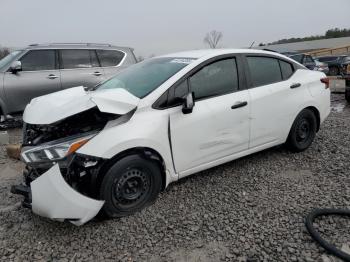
[
  {"left": 23, "top": 107, "right": 119, "bottom": 146},
  {"left": 18, "top": 106, "right": 124, "bottom": 200}
]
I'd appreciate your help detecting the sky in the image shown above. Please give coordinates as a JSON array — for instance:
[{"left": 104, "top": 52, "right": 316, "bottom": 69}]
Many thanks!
[{"left": 0, "top": 0, "right": 350, "bottom": 57}]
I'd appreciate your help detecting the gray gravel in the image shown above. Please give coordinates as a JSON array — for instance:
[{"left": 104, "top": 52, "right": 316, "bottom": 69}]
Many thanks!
[{"left": 0, "top": 94, "right": 349, "bottom": 262}]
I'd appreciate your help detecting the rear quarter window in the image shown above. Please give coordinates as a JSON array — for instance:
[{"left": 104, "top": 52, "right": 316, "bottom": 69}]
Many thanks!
[
  {"left": 96, "top": 50, "right": 125, "bottom": 67},
  {"left": 279, "top": 60, "right": 294, "bottom": 79}
]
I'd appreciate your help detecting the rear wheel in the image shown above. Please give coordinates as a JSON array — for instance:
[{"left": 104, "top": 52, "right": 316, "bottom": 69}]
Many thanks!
[
  {"left": 99, "top": 154, "right": 162, "bottom": 218},
  {"left": 286, "top": 109, "right": 317, "bottom": 152}
]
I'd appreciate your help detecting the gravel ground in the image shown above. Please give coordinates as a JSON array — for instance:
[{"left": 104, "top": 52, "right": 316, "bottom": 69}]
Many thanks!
[{"left": 0, "top": 94, "right": 349, "bottom": 262}]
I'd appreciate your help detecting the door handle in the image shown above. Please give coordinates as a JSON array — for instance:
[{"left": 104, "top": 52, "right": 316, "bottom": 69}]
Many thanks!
[
  {"left": 91, "top": 71, "right": 102, "bottom": 76},
  {"left": 231, "top": 101, "right": 248, "bottom": 109},
  {"left": 47, "top": 74, "right": 59, "bottom": 79},
  {"left": 290, "top": 83, "right": 301, "bottom": 89}
]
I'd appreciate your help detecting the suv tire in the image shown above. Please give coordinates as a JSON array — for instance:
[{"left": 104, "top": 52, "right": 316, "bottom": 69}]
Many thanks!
[{"left": 99, "top": 154, "right": 162, "bottom": 218}]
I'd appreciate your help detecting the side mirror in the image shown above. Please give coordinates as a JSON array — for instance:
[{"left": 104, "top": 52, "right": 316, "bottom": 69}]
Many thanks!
[
  {"left": 10, "top": 61, "right": 22, "bottom": 74},
  {"left": 182, "top": 92, "right": 195, "bottom": 114}
]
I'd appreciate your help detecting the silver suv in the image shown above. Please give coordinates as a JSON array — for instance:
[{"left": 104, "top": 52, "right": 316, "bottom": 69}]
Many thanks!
[{"left": 0, "top": 43, "right": 137, "bottom": 116}]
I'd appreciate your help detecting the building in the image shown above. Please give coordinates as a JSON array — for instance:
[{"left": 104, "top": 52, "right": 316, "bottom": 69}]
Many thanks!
[{"left": 255, "top": 36, "right": 350, "bottom": 56}]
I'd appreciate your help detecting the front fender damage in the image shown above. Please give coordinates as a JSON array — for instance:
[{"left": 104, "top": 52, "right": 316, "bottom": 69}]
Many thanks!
[{"left": 31, "top": 164, "right": 104, "bottom": 226}]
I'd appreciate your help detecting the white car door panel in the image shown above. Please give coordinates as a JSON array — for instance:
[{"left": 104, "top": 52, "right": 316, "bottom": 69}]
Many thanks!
[
  {"left": 170, "top": 91, "right": 250, "bottom": 175},
  {"left": 246, "top": 56, "right": 311, "bottom": 148}
]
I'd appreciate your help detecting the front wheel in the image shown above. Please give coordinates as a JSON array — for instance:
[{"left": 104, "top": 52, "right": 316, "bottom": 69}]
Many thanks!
[
  {"left": 286, "top": 109, "right": 317, "bottom": 152},
  {"left": 99, "top": 154, "right": 162, "bottom": 218}
]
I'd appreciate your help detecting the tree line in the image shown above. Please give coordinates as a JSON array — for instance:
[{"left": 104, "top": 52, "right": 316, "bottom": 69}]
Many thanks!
[{"left": 259, "top": 28, "right": 350, "bottom": 46}]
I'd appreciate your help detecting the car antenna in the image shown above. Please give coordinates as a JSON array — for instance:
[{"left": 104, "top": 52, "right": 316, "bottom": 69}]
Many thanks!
[{"left": 249, "top": 41, "right": 255, "bottom": 49}]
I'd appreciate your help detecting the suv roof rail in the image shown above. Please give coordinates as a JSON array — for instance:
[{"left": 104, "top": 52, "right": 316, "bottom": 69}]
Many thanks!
[{"left": 29, "top": 43, "right": 113, "bottom": 47}]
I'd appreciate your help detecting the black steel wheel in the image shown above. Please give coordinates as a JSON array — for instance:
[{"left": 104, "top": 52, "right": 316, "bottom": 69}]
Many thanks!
[
  {"left": 100, "top": 154, "right": 162, "bottom": 218},
  {"left": 286, "top": 109, "right": 317, "bottom": 152}
]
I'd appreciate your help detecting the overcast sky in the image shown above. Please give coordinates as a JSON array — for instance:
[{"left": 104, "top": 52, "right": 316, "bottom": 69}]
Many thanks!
[{"left": 1, "top": 0, "right": 349, "bottom": 57}]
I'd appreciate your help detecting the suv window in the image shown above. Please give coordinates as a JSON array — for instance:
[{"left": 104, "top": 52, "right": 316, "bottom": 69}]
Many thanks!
[
  {"left": 343, "top": 56, "right": 350, "bottom": 63},
  {"left": 20, "top": 50, "right": 56, "bottom": 71},
  {"left": 189, "top": 58, "right": 239, "bottom": 100},
  {"left": 304, "top": 56, "right": 314, "bottom": 63},
  {"left": 279, "top": 60, "right": 294, "bottom": 79},
  {"left": 289, "top": 54, "right": 303, "bottom": 63},
  {"left": 96, "top": 50, "right": 125, "bottom": 67},
  {"left": 61, "top": 49, "right": 98, "bottom": 69},
  {"left": 247, "top": 56, "right": 282, "bottom": 87},
  {"left": 318, "top": 56, "right": 338, "bottom": 63}
]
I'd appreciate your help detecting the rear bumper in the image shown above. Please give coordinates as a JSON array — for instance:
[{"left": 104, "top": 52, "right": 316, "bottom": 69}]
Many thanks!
[{"left": 12, "top": 164, "right": 104, "bottom": 226}]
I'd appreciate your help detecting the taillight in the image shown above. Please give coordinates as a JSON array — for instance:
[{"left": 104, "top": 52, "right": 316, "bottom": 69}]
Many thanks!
[{"left": 320, "top": 77, "right": 329, "bottom": 89}]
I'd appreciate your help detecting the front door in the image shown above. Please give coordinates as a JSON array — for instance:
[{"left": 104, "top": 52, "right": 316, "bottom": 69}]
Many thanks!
[
  {"left": 169, "top": 58, "right": 250, "bottom": 175},
  {"left": 4, "top": 49, "right": 62, "bottom": 113}
]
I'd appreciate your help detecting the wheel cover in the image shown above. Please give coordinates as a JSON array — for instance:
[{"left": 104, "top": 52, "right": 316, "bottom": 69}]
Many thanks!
[
  {"left": 112, "top": 168, "right": 150, "bottom": 209},
  {"left": 296, "top": 119, "right": 311, "bottom": 143}
]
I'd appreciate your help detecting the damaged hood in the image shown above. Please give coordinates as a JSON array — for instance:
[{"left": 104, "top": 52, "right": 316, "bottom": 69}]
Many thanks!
[{"left": 23, "top": 86, "right": 140, "bottom": 125}]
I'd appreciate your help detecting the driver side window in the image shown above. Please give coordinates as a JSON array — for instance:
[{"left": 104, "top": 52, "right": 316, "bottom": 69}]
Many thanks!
[{"left": 189, "top": 58, "right": 239, "bottom": 100}]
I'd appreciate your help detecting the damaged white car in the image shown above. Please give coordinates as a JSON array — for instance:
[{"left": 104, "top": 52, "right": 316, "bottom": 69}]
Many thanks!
[{"left": 12, "top": 49, "right": 330, "bottom": 225}]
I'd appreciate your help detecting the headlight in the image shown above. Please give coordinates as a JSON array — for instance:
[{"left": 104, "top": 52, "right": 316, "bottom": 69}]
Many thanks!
[{"left": 21, "top": 134, "right": 95, "bottom": 163}]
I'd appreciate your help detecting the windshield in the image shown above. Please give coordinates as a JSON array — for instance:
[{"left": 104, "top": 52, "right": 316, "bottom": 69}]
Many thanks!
[
  {"left": 0, "top": 50, "right": 22, "bottom": 69},
  {"left": 96, "top": 57, "right": 195, "bottom": 98}
]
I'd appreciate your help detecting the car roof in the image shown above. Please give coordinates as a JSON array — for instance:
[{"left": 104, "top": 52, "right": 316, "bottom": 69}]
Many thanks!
[
  {"left": 158, "top": 48, "right": 289, "bottom": 59},
  {"left": 24, "top": 43, "right": 133, "bottom": 51}
]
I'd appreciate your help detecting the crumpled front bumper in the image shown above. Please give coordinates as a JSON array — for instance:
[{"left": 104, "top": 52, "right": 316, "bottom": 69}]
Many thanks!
[{"left": 13, "top": 164, "right": 104, "bottom": 226}]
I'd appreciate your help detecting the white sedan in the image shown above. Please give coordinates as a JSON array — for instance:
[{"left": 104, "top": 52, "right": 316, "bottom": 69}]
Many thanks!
[{"left": 13, "top": 49, "right": 330, "bottom": 225}]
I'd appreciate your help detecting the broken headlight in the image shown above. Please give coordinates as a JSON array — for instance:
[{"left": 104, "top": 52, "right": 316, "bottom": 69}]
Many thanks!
[{"left": 21, "top": 133, "right": 96, "bottom": 163}]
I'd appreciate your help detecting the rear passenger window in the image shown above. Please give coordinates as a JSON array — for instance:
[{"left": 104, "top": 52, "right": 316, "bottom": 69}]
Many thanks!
[
  {"left": 96, "top": 50, "right": 125, "bottom": 67},
  {"left": 247, "top": 57, "right": 282, "bottom": 87},
  {"left": 61, "top": 50, "right": 95, "bottom": 69},
  {"left": 189, "top": 58, "right": 239, "bottom": 100},
  {"left": 279, "top": 60, "right": 294, "bottom": 79},
  {"left": 20, "top": 50, "right": 56, "bottom": 71}
]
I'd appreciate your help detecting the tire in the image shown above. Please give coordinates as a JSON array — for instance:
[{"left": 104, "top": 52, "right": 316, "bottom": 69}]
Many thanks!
[
  {"left": 99, "top": 154, "right": 162, "bottom": 218},
  {"left": 328, "top": 66, "right": 339, "bottom": 76},
  {"left": 286, "top": 109, "right": 317, "bottom": 152},
  {"left": 346, "top": 88, "right": 350, "bottom": 103}
]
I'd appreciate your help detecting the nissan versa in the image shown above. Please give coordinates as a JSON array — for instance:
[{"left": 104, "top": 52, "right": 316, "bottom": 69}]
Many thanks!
[{"left": 12, "top": 49, "right": 330, "bottom": 226}]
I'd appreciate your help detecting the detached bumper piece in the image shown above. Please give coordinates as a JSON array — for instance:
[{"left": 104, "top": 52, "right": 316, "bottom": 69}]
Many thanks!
[{"left": 13, "top": 164, "right": 104, "bottom": 226}]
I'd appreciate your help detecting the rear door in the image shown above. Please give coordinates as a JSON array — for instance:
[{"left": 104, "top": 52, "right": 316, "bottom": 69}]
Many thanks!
[
  {"left": 3, "top": 49, "right": 61, "bottom": 113},
  {"left": 59, "top": 49, "right": 105, "bottom": 89},
  {"left": 96, "top": 49, "right": 127, "bottom": 79},
  {"left": 169, "top": 57, "right": 250, "bottom": 175},
  {"left": 245, "top": 55, "right": 308, "bottom": 148}
]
